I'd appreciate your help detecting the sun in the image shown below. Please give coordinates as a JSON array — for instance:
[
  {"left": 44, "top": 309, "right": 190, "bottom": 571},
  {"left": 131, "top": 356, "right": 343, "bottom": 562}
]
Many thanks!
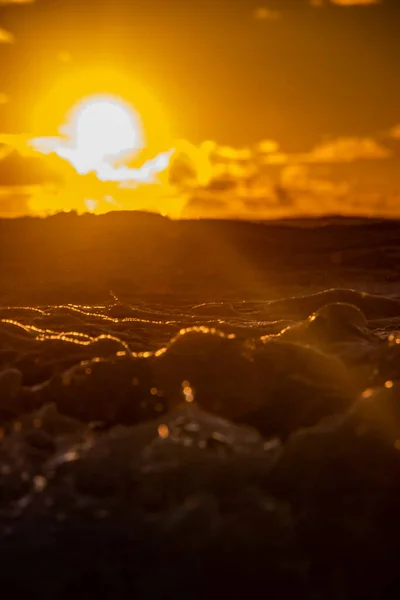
[
  {"left": 61, "top": 95, "right": 144, "bottom": 173},
  {"left": 29, "top": 87, "right": 174, "bottom": 217}
]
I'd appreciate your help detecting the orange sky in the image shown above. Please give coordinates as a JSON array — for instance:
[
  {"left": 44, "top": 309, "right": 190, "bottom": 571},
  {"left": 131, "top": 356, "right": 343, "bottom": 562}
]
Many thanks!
[{"left": 0, "top": 0, "right": 399, "bottom": 219}]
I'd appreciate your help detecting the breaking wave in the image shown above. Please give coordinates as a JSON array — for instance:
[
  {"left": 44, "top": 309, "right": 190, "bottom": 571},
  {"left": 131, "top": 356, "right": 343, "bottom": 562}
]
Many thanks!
[{"left": 1, "top": 288, "right": 400, "bottom": 597}]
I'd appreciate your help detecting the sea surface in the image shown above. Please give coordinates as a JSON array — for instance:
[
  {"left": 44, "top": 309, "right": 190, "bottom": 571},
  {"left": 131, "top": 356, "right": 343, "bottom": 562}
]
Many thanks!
[{"left": 1, "top": 213, "right": 400, "bottom": 598}]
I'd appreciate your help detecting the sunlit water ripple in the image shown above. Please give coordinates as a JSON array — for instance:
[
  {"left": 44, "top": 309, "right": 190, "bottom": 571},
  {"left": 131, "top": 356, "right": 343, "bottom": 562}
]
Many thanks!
[{"left": 2, "top": 289, "right": 400, "bottom": 597}]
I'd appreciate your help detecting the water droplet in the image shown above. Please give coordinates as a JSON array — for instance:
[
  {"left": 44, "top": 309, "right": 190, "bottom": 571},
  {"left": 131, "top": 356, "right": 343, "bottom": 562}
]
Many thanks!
[
  {"left": 158, "top": 424, "right": 169, "bottom": 439},
  {"left": 33, "top": 475, "right": 47, "bottom": 493}
]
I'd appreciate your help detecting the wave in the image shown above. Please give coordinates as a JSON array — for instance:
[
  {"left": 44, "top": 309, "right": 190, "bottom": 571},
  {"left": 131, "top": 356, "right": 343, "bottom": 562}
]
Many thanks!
[{"left": 1, "top": 288, "right": 400, "bottom": 597}]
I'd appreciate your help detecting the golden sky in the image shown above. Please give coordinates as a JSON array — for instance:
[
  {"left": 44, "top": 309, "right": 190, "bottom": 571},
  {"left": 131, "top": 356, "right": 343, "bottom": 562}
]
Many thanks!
[{"left": 0, "top": 0, "right": 399, "bottom": 219}]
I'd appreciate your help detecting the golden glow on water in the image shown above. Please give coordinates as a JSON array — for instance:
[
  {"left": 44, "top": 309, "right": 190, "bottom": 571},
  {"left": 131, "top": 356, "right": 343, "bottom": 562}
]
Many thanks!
[{"left": 0, "top": 310, "right": 237, "bottom": 361}]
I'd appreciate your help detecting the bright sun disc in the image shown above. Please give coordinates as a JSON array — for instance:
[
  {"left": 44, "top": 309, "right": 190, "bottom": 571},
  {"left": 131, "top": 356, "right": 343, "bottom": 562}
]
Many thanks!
[{"left": 63, "top": 95, "right": 144, "bottom": 172}]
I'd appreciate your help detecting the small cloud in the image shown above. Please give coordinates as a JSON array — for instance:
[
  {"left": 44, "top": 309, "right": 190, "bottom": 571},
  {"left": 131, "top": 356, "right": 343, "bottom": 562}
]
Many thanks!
[
  {"left": 213, "top": 144, "right": 252, "bottom": 161},
  {"left": 280, "top": 164, "right": 350, "bottom": 213},
  {"left": 0, "top": 187, "right": 32, "bottom": 217},
  {"left": 261, "top": 152, "right": 289, "bottom": 165},
  {"left": 389, "top": 125, "right": 400, "bottom": 139},
  {"left": 258, "top": 139, "right": 279, "bottom": 154},
  {"left": 202, "top": 175, "right": 238, "bottom": 193},
  {"left": 253, "top": 7, "right": 282, "bottom": 20},
  {"left": 0, "top": 133, "right": 43, "bottom": 155},
  {"left": 329, "top": 0, "right": 381, "bottom": 4},
  {"left": 0, "top": 93, "right": 9, "bottom": 105},
  {"left": 0, "top": 0, "right": 35, "bottom": 4},
  {"left": 182, "top": 195, "right": 229, "bottom": 218},
  {"left": 0, "top": 144, "right": 12, "bottom": 160},
  {"left": 311, "top": 0, "right": 380, "bottom": 5},
  {"left": 0, "top": 28, "right": 14, "bottom": 44},
  {"left": 168, "top": 151, "right": 199, "bottom": 188},
  {"left": 304, "top": 137, "right": 390, "bottom": 163},
  {"left": 0, "top": 150, "right": 62, "bottom": 186}
]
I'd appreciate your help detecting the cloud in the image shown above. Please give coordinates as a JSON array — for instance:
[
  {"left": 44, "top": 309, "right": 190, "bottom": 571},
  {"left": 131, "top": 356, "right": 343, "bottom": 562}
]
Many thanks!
[
  {"left": 0, "top": 0, "right": 34, "bottom": 46},
  {"left": 212, "top": 144, "right": 252, "bottom": 161},
  {"left": 0, "top": 128, "right": 396, "bottom": 220},
  {"left": 253, "top": 7, "right": 282, "bottom": 20},
  {"left": 258, "top": 139, "right": 280, "bottom": 154},
  {"left": 310, "top": 0, "right": 381, "bottom": 5},
  {"left": 0, "top": 186, "right": 33, "bottom": 217},
  {"left": 303, "top": 137, "right": 390, "bottom": 163},
  {"left": 278, "top": 164, "right": 351, "bottom": 214},
  {"left": 389, "top": 125, "right": 400, "bottom": 139},
  {"left": 260, "top": 152, "right": 289, "bottom": 165},
  {"left": 0, "top": 27, "right": 14, "bottom": 43},
  {"left": 0, "top": 0, "right": 35, "bottom": 4},
  {"left": 281, "top": 164, "right": 349, "bottom": 195},
  {"left": 0, "top": 144, "right": 12, "bottom": 160},
  {"left": 182, "top": 195, "right": 229, "bottom": 218},
  {"left": 168, "top": 150, "right": 199, "bottom": 188},
  {"left": 0, "top": 150, "right": 62, "bottom": 186},
  {"left": 167, "top": 141, "right": 214, "bottom": 188},
  {"left": 0, "top": 133, "right": 46, "bottom": 155},
  {"left": 166, "top": 134, "right": 393, "bottom": 218},
  {"left": 330, "top": 0, "right": 380, "bottom": 5},
  {"left": 165, "top": 141, "right": 355, "bottom": 219}
]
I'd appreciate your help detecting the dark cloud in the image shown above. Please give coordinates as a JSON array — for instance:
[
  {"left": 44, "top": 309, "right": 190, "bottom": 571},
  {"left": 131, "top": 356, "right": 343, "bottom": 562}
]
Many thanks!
[
  {"left": 0, "top": 142, "right": 11, "bottom": 159},
  {"left": 274, "top": 185, "right": 295, "bottom": 208},
  {"left": 0, "top": 150, "right": 62, "bottom": 186},
  {"left": 201, "top": 176, "right": 238, "bottom": 193},
  {"left": 0, "top": 27, "right": 14, "bottom": 43},
  {"left": 0, "top": 189, "right": 31, "bottom": 216},
  {"left": 181, "top": 195, "right": 230, "bottom": 218},
  {"left": 241, "top": 196, "right": 281, "bottom": 212},
  {"left": 167, "top": 151, "right": 198, "bottom": 188}
]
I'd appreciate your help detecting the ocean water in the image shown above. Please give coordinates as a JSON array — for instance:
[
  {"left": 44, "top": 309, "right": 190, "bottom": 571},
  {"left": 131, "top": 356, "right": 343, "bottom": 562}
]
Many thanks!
[
  {"left": 1, "top": 215, "right": 400, "bottom": 598},
  {"left": 1, "top": 289, "right": 400, "bottom": 597}
]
